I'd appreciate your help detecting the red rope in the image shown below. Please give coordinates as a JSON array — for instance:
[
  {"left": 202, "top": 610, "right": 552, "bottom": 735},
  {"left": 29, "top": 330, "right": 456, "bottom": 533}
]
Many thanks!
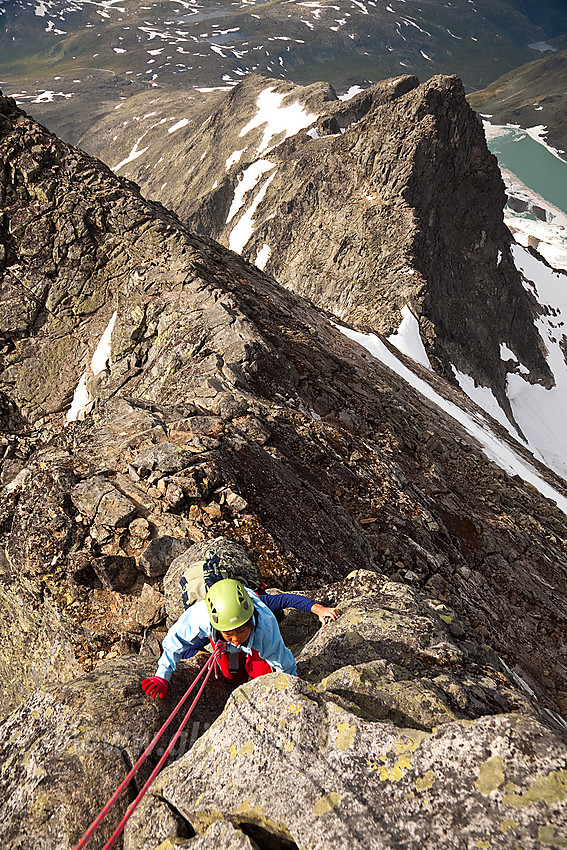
[
  {"left": 102, "top": 650, "right": 220, "bottom": 849},
  {"left": 73, "top": 648, "right": 222, "bottom": 850}
]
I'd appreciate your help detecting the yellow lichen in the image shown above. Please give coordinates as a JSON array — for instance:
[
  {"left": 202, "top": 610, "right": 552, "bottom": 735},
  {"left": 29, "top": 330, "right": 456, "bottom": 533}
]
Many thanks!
[
  {"left": 239, "top": 741, "right": 255, "bottom": 758},
  {"left": 499, "top": 818, "right": 518, "bottom": 833},
  {"left": 390, "top": 764, "right": 404, "bottom": 782},
  {"left": 503, "top": 770, "right": 567, "bottom": 808},
  {"left": 288, "top": 703, "right": 302, "bottom": 714},
  {"left": 284, "top": 741, "right": 294, "bottom": 753},
  {"left": 476, "top": 756, "right": 505, "bottom": 795},
  {"left": 230, "top": 744, "right": 238, "bottom": 760},
  {"left": 538, "top": 826, "right": 567, "bottom": 847},
  {"left": 335, "top": 722, "right": 357, "bottom": 751},
  {"left": 232, "top": 799, "right": 294, "bottom": 841},
  {"left": 416, "top": 770, "right": 435, "bottom": 792},
  {"left": 394, "top": 731, "right": 429, "bottom": 754},
  {"left": 313, "top": 792, "right": 342, "bottom": 817}
]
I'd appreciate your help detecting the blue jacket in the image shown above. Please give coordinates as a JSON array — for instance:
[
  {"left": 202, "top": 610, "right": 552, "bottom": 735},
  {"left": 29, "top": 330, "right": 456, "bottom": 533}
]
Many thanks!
[{"left": 155, "top": 589, "right": 299, "bottom": 681}]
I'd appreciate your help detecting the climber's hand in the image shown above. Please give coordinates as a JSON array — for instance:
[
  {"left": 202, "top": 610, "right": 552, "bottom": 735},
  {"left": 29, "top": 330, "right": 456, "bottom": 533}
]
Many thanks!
[
  {"left": 311, "top": 604, "right": 341, "bottom": 626},
  {"left": 141, "top": 676, "right": 168, "bottom": 699}
]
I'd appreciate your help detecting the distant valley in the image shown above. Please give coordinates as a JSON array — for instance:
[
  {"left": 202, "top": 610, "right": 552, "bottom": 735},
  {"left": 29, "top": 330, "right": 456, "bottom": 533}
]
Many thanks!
[{"left": 2, "top": 0, "right": 567, "bottom": 146}]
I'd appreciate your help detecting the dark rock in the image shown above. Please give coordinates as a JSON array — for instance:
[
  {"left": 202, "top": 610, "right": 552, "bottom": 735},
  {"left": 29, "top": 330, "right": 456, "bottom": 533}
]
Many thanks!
[
  {"left": 139, "top": 535, "right": 193, "bottom": 579},
  {"left": 131, "top": 443, "right": 194, "bottom": 477},
  {"left": 68, "top": 552, "right": 137, "bottom": 592}
]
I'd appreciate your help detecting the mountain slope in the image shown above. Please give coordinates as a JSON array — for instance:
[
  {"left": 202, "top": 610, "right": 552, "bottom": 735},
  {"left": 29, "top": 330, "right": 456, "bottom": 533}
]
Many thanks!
[
  {"left": 468, "top": 48, "right": 567, "bottom": 157},
  {"left": 2, "top": 85, "right": 567, "bottom": 850},
  {"left": 3, "top": 0, "right": 567, "bottom": 143},
  {"left": 2, "top": 87, "right": 567, "bottom": 711},
  {"left": 83, "top": 73, "right": 555, "bottom": 432}
]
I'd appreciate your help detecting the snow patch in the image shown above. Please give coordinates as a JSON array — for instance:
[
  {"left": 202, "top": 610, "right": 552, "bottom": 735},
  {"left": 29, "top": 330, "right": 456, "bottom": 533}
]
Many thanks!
[
  {"left": 113, "top": 135, "right": 149, "bottom": 172},
  {"left": 500, "top": 343, "right": 529, "bottom": 375},
  {"left": 529, "top": 42, "right": 556, "bottom": 52},
  {"left": 229, "top": 172, "right": 277, "bottom": 254},
  {"left": 91, "top": 311, "right": 117, "bottom": 376},
  {"left": 239, "top": 87, "right": 318, "bottom": 155},
  {"left": 67, "top": 311, "right": 117, "bottom": 423},
  {"left": 168, "top": 118, "right": 189, "bottom": 134},
  {"left": 255, "top": 243, "right": 271, "bottom": 270},
  {"left": 387, "top": 305, "right": 431, "bottom": 370},
  {"left": 226, "top": 148, "right": 246, "bottom": 170},
  {"left": 338, "top": 85, "right": 364, "bottom": 101},
  {"left": 226, "top": 159, "right": 276, "bottom": 224},
  {"left": 452, "top": 368, "right": 514, "bottom": 433},
  {"left": 504, "top": 244, "right": 567, "bottom": 480}
]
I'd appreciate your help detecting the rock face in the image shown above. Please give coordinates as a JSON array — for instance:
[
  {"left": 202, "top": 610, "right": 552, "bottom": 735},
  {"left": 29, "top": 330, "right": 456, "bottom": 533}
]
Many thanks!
[
  {"left": 1, "top": 89, "right": 567, "bottom": 719},
  {"left": 0, "top": 655, "right": 237, "bottom": 850},
  {"left": 1, "top": 88, "right": 567, "bottom": 850},
  {"left": 128, "top": 690, "right": 567, "bottom": 850},
  {"left": 85, "top": 73, "right": 554, "bottom": 420},
  {"left": 1, "top": 570, "right": 564, "bottom": 850},
  {"left": 124, "top": 573, "right": 566, "bottom": 850}
]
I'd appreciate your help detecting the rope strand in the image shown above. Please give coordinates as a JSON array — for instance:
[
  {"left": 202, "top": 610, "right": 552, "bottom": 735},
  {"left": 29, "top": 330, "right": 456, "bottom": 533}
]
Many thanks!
[
  {"left": 73, "top": 649, "right": 221, "bottom": 850},
  {"left": 101, "top": 650, "right": 220, "bottom": 849}
]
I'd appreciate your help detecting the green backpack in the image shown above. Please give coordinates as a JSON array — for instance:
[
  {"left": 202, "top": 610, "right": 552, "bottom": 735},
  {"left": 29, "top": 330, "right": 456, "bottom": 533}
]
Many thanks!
[{"left": 179, "top": 538, "right": 264, "bottom": 611}]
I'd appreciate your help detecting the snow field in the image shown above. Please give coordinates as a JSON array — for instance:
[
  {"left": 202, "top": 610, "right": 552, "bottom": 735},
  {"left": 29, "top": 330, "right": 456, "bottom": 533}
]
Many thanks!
[
  {"left": 387, "top": 305, "right": 432, "bottom": 370},
  {"left": 255, "top": 243, "right": 271, "bottom": 270},
  {"left": 446, "top": 242, "right": 567, "bottom": 483},
  {"left": 337, "top": 322, "right": 567, "bottom": 516},
  {"left": 229, "top": 171, "right": 277, "bottom": 253},
  {"left": 503, "top": 245, "right": 567, "bottom": 480},
  {"left": 226, "top": 159, "right": 276, "bottom": 224}
]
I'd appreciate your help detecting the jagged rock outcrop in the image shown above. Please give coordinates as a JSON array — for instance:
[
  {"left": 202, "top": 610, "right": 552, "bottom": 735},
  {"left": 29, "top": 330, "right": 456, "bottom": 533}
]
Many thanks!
[
  {"left": 1, "top": 89, "right": 567, "bottom": 729},
  {"left": 1, "top": 570, "right": 563, "bottom": 850},
  {"left": 123, "top": 573, "right": 566, "bottom": 850},
  {"left": 82, "top": 73, "right": 555, "bottom": 420},
  {"left": 126, "top": 688, "right": 567, "bottom": 850}
]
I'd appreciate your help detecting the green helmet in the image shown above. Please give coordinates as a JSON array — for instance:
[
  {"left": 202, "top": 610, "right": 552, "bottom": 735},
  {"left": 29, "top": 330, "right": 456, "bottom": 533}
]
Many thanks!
[{"left": 205, "top": 579, "right": 254, "bottom": 631}]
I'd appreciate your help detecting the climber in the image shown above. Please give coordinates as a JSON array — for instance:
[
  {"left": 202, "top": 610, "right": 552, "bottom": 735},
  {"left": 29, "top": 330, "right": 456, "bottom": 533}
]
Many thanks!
[{"left": 141, "top": 579, "right": 339, "bottom": 698}]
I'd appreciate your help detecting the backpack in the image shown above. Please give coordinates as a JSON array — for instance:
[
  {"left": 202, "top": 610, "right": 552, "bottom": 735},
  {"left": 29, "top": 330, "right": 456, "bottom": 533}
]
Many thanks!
[{"left": 178, "top": 538, "right": 265, "bottom": 612}]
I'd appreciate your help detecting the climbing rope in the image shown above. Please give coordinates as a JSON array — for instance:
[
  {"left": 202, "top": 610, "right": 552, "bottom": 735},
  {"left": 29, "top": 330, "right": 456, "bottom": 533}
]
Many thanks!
[{"left": 73, "top": 646, "right": 224, "bottom": 850}]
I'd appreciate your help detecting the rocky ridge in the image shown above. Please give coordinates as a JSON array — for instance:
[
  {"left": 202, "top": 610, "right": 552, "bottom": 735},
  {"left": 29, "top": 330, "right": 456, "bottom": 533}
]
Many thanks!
[
  {"left": 116, "top": 571, "right": 567, "bottom": 850},
  {"left": 1, "top": 89, "right": 567, "bottom": 848},
  {"left": 82, "top": 73, "right": 556, "bottom": 426}
]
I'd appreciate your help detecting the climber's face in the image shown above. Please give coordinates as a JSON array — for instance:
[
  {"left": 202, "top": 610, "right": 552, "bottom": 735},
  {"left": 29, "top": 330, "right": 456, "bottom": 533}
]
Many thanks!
[{"left": 220, "top": 622, "right": 252, "bottom": 646}]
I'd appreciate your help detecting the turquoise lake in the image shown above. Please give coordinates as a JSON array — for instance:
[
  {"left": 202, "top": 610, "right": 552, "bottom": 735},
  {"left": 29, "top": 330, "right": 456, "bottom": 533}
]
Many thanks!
[{"left": 486, "top": 127, "right": 567, "bottom": 217}]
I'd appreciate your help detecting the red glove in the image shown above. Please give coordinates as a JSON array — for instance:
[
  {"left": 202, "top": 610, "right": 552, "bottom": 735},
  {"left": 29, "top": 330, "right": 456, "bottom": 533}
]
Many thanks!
[{"left": 141, "top": 676, "right": 168, "bottom": 699}]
